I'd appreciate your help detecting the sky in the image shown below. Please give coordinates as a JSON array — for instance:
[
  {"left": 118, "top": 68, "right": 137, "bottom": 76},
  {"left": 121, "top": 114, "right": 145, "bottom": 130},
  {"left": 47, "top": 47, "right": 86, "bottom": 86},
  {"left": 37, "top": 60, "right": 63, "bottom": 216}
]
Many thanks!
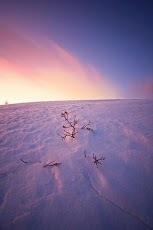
[{"left": 0, "top": 0, "right": 153, "bottom": 104}]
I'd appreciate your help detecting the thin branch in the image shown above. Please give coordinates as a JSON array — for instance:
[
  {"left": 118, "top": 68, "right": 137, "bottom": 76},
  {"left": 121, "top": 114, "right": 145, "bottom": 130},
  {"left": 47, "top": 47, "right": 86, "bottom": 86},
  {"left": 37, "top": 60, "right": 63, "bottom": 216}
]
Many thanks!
[
  {"left": 81, "top": 121, "right": 91, "bottom": 129},
  {"left": 57, "top": 132, "right": 67, "bottom": 140},
  {"left": 93, "top": 153, "right": 105, "bottom": 167},
  {"left": 20, "top": 159, "right": 27, "bottom": 163},
  {"left": 43, "top": 161, "right": 62, "bottom": 167},
  {"left": 81, "top": 121, "right": 93, "bottom": 132},
  {"left": 58, "top": 111, "right": 78, "bottom": 139}
]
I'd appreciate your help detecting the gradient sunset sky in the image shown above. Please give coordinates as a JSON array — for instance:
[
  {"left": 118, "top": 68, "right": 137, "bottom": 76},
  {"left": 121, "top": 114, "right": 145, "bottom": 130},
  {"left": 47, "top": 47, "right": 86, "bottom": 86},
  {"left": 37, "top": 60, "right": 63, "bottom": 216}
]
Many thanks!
[{"left": 0, "top": 0, "right": 153, "bottom": 104}]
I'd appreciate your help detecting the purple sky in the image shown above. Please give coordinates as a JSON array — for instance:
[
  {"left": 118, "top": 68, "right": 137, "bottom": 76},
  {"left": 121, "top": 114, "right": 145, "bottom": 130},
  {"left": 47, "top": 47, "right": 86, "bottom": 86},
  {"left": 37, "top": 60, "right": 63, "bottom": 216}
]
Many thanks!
[{"left": 0, "top": 0, "right": 153, "bottom": 100}]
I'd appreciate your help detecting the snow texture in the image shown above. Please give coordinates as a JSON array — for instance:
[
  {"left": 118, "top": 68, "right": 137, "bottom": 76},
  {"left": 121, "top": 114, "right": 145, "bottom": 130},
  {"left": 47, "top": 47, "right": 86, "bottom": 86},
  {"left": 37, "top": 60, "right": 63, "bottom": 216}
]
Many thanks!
[{"left": 0, "top": 99, "right": 153, "bottom": 230}]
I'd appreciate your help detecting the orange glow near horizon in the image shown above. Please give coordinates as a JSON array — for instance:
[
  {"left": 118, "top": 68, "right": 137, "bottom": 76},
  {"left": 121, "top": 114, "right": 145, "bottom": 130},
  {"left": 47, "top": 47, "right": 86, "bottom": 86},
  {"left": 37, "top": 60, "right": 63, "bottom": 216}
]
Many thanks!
[{"left": 0, "top": 25, "right": 121, "bottom": 105}]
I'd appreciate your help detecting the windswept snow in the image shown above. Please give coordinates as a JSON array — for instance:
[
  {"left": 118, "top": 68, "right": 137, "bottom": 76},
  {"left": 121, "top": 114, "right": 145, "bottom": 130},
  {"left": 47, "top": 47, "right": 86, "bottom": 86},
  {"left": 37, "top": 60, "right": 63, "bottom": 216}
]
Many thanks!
[{"left": 0, "top": 100, "right": 153, "bottom": 230}]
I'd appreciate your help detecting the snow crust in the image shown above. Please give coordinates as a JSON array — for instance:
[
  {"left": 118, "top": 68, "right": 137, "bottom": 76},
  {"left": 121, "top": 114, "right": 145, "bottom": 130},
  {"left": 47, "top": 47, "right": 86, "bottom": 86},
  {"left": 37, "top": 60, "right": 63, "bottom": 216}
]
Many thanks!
[{"left": 0, "top": 100, "right": 153, "bottom": 230}]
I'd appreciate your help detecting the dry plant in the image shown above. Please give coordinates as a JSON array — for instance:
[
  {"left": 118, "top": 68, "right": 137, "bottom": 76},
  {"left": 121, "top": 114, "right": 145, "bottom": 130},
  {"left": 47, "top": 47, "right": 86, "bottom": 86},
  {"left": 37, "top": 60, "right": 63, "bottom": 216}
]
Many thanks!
[
  {"left": 93, "top": 153, "right": 105, "bottom": 167},
  {"left": 58, "top": 111, "right": 78, "bottom": 140},
  {"left": 20, "top": 159, "right": 27, "bottom": 163},
  {"left": 81, "top": 120, "right": 93, "bottom": 132},
  {"left": 43, "top": 161, "right": 62, "bottom": 167},
  {"left": 58, "top": 111, "right": 94, "bottom": 140}
]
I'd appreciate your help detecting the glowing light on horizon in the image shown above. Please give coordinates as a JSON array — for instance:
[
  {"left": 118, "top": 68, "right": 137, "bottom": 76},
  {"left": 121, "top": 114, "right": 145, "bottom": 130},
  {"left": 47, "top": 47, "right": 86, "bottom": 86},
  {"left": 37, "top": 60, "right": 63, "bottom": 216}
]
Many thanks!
[{"left": 0, "top": 25, "right": 121, "bottom": 105}]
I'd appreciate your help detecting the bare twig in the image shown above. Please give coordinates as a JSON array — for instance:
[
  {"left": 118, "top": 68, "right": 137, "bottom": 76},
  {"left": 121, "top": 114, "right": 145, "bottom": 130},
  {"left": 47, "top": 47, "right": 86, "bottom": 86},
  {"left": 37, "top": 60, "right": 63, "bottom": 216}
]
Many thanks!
[
  {"left": 81, "top": 121, "right": 91, "bottom": 129},
  {"left": 20, "top": 159, "right": 27, "bottom": 163},
  {"left": 58, "top": 111, "right": 78, "bottom": 139},
  {"left": 43, "top": 161, "right": 62, "bottom": 167},
  {"left": 57, "top": 132, "right": 67, "bottom": 140},
  {"left": 61, "top": 112, "right": 77, "bottom": 129},
  {"left": 81, "top": 121, "right": 93, "bottom": 132},
  {"left": 93, "top": 153, "right": 105, "bottom": 167},
  {"left": 64, "top": 130, "right": 78, "bottom": 138}
]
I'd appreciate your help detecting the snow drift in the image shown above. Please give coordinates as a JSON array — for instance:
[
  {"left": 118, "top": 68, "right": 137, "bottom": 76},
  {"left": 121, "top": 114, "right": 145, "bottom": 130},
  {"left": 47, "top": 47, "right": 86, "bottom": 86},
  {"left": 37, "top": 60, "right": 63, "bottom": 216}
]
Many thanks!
[{"left": 0, "top": 99, "right": 153, "bottom": 230}]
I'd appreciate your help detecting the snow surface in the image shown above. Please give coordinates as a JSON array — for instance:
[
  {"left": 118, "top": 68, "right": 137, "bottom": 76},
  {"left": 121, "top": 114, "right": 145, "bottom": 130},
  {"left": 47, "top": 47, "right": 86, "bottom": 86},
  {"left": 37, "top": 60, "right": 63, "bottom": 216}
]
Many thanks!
[{"left": 0, "top": 99, "right": 153, "bottom": 230}]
